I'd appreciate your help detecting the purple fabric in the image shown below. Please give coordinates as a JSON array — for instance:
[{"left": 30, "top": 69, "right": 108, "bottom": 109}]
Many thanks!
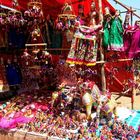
[
  {"left": 123, "top": 29, "right": 132, "bottom": 53},
  {"left": 0, "top": 118, "right": 16, "bottom": 129},
  {"left": 128, "top": 26, "right": 140, "bottom": 58},
  {"left": 0, "top": 117, "right": 33, "bottom": 129}
]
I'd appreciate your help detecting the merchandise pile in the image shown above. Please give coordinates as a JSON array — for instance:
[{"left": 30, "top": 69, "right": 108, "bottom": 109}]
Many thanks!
[{"left": 0, "top": 87, "right": 139, "bottom": 140}]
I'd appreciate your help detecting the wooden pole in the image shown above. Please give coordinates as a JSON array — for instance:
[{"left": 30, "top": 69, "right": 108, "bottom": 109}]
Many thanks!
[
  {"left": 130, "top": 7, "right": 133, "bottom": 26},
  {"left": 114, "top": 0, "right": 140, "bottom": 19},
  {"left": 98, "top": 0, "right": 106, "bottom": 94}
]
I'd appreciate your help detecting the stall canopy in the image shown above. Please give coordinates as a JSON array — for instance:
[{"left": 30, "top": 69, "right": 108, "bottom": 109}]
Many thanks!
[{"left": 0, "top": 0, "right": 115, "bottom": 18}]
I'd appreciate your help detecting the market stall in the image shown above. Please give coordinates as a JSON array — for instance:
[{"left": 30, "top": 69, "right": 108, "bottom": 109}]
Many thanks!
[{"left": 0, "top": 0, "right": 140, "bottom": 139}]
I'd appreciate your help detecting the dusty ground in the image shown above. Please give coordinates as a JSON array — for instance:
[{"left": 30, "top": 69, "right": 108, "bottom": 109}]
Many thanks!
[
  {"left": 112, "top": 71, "right": 140, "bottom": 110},
  {"left": 112, "top": 93, "right": 140, "bottom": 110}
]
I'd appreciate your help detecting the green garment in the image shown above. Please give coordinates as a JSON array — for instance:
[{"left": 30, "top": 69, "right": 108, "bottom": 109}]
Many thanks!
[
  {"left": 103, "top": 19, "right": 111, "bottom": 49},
  {"left": 110, "top": 17, "right": 124, "bottom": 51}
]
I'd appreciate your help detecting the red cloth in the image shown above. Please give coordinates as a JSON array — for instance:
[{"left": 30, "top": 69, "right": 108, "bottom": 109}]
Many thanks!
[
  {"left": 105, "top": 51, "right": 134, "bottom": 94},
  {"left": 1, "top": 0, "right": 115, "bottom": 18}
]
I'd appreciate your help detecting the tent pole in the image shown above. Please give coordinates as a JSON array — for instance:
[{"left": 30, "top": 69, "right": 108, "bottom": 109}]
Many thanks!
[{"left": 98, "top": 0, "right": 106, "bottom": 94}]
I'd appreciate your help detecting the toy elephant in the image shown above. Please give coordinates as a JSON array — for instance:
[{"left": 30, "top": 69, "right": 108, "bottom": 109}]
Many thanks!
[{"left": 79, "top": 80, "right": 117, "bottom": 120}]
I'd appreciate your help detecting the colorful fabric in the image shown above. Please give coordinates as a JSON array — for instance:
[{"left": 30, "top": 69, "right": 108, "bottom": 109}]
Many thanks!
[
  {"left": 66, "top": 30, "right": 97, "bottom": 66},
  {"left": 109, "top": 17, "right": 124, "bottom": 51},
  {"left": 128, "top": 27, "right": 140, "bottom": 58}
]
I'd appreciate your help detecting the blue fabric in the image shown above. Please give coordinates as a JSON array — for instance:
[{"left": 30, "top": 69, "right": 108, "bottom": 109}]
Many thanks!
[
  {"left": 8, "top": 27, "right": 25, "bottom": 48},
  {"left": 125, "top": 110, "right": 140, "bottom": 131},
  {"left": 6, "top": 64, "right": 22, "bottom": 86}
]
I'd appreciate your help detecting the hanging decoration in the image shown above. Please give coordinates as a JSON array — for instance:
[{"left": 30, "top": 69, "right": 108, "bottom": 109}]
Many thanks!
[
  {"left": 24, "top": 0, "right": 43, "bottom": 19},
  {"left": 66, "top": 19, "right": 99, "bottom": 66},
  {"left": 57, "top": 2, "right": 76, "bottom": 30},
  {"left": 66, "top": 0, "right": 103, "bottom": 66},
  {"left": 8, "top": 10, "right": 24, "bottom": 27},
  {"left": 24, "top": 0, "right": 47, "bottom": 49}
]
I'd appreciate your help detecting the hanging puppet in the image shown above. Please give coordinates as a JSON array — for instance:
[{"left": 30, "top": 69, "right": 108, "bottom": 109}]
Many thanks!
[
  {"left": 128, "top": 20, "right": 140, "bottom": 58},
  {"left": 109, "top": 10, "right": 124, "bottom": 51},
  {"left": 87, "top": 0, "right": 99, "bottom": 24},
  {"left": 103, "top": 7, "right": 112, "bottom": 49},
  {"left": 123, "top": 11, "right": 132, "bottom": 53}
]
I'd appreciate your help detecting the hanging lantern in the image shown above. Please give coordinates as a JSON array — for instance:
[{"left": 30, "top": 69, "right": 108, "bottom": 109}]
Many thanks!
[
  {"left": 24, "top": 0, "right": 43, "bottom": 19},
  {"left": 8, "top": 10, "right": 24, "bottom": 27},
  {"left": 58, "top": 2, "right": 76, "bottom": 30}
]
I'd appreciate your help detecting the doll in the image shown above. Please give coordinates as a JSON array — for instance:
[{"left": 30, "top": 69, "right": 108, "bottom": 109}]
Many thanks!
[
  {"left": 123, "top": 11, "right": 132, "bottom": 53},
  {"left": 128, "top": 20, "right": 140, "bottom": 58},
  {"left": 109, "top": 10, "right": 124, "bottom": 51},
  {"left": 103, "top": 7, "right": 112, "bottom": 49},
  {"left": 21, "top": 48, "right": 32, "bottom": 66}
]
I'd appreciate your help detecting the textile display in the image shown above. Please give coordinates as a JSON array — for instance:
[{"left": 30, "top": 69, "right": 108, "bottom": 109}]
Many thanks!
[{"left": 66, "top": 29, "right": 97, "bottom": 66}]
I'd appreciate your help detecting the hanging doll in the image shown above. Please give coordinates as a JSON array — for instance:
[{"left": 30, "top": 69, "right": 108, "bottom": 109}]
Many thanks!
[
  {"left": 103, "top": 7, "right": 112, "bottom": 49},
  {"left": 128, "top": 20, "right": 140, "bottom": 58},
  {"left": 123, "top": 11, "right": 132, "bottom": 53},
  {"left": 109, "top": 10, "right": 124, "bottom": 51},
  {"left": 87, "top": 1, "right": 99, "bottom": 24},
  {"left": 21, "top": 48, "right": 33, "bottom": 66}
]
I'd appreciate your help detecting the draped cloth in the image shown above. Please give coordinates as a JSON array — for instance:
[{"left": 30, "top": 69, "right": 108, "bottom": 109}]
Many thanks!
[{"left": 66, "top": 29, "right": 97, "bottom": 66}]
